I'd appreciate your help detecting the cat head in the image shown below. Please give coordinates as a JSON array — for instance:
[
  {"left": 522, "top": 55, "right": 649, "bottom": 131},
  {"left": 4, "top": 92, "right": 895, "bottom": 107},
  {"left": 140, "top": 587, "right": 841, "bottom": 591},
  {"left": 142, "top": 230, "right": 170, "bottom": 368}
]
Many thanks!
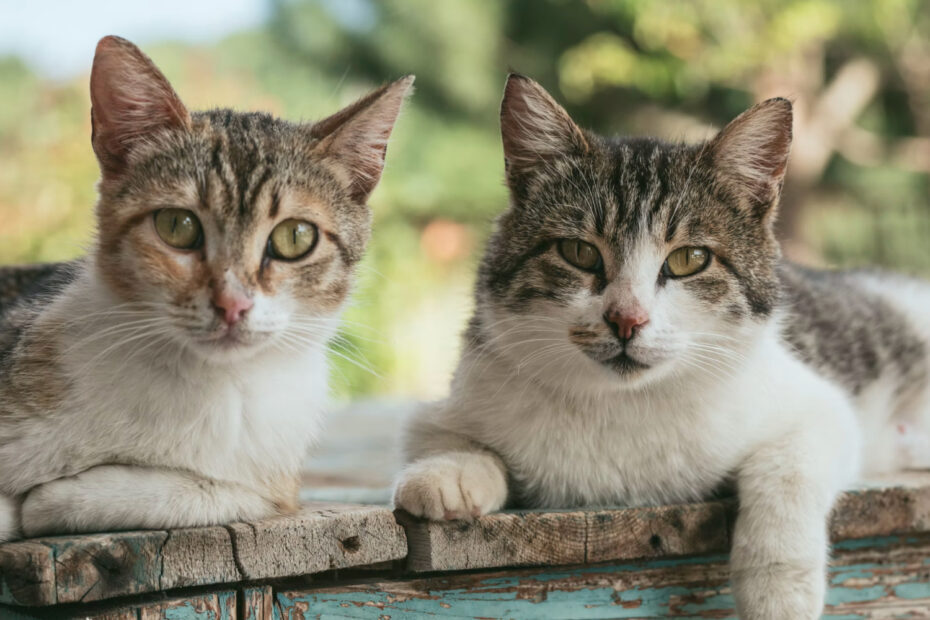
[
  {"left": 88, "top": 36, "right": 412, "bottom": 362},
  {"left": 474, "top": 75, "right": 791, "bottom": 392}
]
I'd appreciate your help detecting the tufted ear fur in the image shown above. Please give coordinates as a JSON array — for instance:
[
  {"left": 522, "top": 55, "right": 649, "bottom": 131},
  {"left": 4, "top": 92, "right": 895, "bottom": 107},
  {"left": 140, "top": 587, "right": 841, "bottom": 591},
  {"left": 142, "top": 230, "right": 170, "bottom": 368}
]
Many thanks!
[
  {"left": 499, "top": 74, "right": 589, "bottom": 184},
  {"left": 90, "top": 35, "right": 190, "bottom": 180},
  {"left": 708, "top": 98, "right": 793, "bottom": 218},
  {"left": 311, "top": 75, "right": 415, "bottom": 204}
]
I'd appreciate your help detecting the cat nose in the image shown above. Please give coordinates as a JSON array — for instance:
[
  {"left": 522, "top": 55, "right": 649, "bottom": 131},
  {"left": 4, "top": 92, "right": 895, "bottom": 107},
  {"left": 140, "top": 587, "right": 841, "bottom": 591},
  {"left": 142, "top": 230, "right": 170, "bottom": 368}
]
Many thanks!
[
  {"left": 212, "top": 291, "right": 253, "bottom": 326},
  {"left": 603, "top": 306, "right": 649, "bottom": 342}
]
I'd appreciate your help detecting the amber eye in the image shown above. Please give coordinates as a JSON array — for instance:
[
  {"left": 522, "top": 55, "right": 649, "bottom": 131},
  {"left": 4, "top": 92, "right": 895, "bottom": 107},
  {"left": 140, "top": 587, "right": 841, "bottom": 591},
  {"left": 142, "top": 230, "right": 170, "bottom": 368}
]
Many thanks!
[
  {"left": 268, "top": 219, "right": 318, "bottom": 261},
  {"left": 663, "top": 247, "right": 710, "bottom": 278},
  {"left": 154, "top": 209, "right": 203, "bottom": 249},
  {"left": 557, "top": 239, "right": 602, "bottom": 272}
]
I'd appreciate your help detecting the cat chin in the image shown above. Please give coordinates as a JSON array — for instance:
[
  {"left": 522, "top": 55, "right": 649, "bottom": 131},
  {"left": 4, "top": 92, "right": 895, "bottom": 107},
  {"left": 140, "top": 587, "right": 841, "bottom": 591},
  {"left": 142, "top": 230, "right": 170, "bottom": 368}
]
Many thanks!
[{"left": 184, "top": 332, "right": 279, "bottom": 364}]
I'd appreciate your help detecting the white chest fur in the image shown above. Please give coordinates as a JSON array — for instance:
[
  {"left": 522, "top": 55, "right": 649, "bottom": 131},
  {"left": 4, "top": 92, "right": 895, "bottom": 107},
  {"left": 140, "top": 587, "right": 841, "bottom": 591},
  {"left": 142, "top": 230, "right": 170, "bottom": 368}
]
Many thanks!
[
  {"left": 441, "top": 332, "right": 849, "bottom": 509},
  {"left": 62, "top": 342, "right": 328, "bottom": 486}
]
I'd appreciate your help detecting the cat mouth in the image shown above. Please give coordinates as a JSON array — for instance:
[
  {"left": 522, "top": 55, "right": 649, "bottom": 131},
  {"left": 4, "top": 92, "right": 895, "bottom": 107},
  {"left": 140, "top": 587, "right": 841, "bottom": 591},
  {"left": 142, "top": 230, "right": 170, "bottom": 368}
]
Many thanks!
[
  {"left": 197, "top": 326, "right": 256, "bottom": 349},
  {"left": 602, "top": 351, "right": 650, "bottom": 374}
]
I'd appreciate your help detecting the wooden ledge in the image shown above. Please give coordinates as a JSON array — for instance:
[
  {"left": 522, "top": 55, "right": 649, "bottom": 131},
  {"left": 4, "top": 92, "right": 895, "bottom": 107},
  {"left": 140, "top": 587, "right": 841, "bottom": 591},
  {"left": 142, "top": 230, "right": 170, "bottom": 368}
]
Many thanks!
[
  {"left": 0, "top": 502, "right": 406, "bottom": 607},
  {"left": 1, "top": 474, "right": 927, "bottom": 610},
  {"left": 399, "top": 472, "right": 930, "bottom": 572}
]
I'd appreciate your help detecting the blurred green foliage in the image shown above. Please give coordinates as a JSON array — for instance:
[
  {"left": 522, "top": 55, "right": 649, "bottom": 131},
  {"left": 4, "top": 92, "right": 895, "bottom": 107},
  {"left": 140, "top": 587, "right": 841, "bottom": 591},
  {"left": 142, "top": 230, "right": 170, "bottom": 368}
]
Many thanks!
[{"left": 1, "top": 0, "right": 929, "bottom": 398}]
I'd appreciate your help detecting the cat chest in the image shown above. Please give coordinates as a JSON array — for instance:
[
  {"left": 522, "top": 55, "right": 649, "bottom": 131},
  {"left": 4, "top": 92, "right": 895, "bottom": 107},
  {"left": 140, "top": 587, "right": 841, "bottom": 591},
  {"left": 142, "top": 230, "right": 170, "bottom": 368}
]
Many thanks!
[
  {"left": 79, "top": 364, "right": 321, "bottom": 479},
  {"left": 494, "top": 409, "right": 740, "bottom": 508}
]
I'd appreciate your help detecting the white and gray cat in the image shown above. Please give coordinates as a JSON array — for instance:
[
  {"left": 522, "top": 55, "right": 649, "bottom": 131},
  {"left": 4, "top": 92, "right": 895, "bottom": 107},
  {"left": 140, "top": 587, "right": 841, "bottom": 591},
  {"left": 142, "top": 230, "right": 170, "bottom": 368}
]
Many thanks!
[
  {"left": 394, "top": 75, "right": 930, "bottom": 618},
  {"left": 0, "top": 36, "right": 412, "bottom": 540}
]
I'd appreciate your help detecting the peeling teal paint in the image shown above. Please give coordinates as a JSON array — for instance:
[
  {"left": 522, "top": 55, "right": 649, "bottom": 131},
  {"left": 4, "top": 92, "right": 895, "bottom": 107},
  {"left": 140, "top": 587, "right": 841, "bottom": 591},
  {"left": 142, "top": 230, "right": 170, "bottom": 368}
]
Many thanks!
[
  {"left": 276, "top": 536, "right": 930, "bottom": 619},
  {"left": 825, "top": 584, "right": 888, "bottom": 605},
  {"left": 895, "top": 582, "right": 930, "bottom": 599}
]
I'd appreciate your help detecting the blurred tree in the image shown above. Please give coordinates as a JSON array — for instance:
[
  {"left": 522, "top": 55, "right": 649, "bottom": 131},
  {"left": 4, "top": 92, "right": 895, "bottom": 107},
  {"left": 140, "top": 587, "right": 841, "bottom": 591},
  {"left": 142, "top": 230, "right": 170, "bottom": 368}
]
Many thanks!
[{"left": 1, "top": 0, "right": 928, "bottom": 398}]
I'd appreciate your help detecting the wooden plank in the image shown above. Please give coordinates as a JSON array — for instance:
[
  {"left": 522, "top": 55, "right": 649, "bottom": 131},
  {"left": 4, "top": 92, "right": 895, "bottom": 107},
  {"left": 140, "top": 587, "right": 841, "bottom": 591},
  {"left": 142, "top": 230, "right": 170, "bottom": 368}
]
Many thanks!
[
  {"left": 400, "top": 474, "right": 930, "bottom": 572},
  {"left": 398, "top": 509, "right": 587, "bottom": 572},
  {"left": 277, "top": 534, "right": 930, "bottom": 619},
  {"left": 242, "top": 585, "right": 274, "bottom": 620},
  {"left": 585, "top": 501, "right": 731, "bottom": 564},
  {"left": 831, "top": 474, "right": 930, "bottom": 541},
  {"left": 34, "top": 530, "right": 168, "bottom": 605},
  {"left": 0, "top": 502, "right": 406, "bottom": 607},
  {"left": 134, "top": 590, "right": 236, "bottom": 620},
  {"left": 226, "top": 503, "right": 407, "bottom": 580},
  {"left": 0, "top": 542, "right": 55, "bottom": 606},
  {"left": 160, "top": 526, "right": 240, "bottom": 590}
]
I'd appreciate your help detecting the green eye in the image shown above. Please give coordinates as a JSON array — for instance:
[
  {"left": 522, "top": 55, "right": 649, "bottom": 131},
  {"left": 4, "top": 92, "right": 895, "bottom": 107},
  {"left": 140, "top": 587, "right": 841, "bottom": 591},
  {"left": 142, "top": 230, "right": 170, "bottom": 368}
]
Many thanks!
[
  {"left": 268, "top": 219, "right": 318, "bottom": 261},
  {"left": 154, "top": 209, "right": 203, "bottom": 249},
  {"left": 558, "top": 239, "right": 602, "bottom": 271},
  {"left": 663, "top": 247, "right": 710, "bottom": 277}
]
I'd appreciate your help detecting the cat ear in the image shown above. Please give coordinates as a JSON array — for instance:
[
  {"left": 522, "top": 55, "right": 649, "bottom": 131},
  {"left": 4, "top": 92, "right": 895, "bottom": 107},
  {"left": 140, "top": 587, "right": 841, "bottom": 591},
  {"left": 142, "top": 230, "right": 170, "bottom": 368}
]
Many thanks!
[
  {"left": 90, "top": 36, "right": 191, "bottom": 179},
  {"left": 311, "top": 75, "right": 415, "bottom": 204},
  {"left": 708, "top": 98, "right": 793, "bottom": 215},
  {"left": 500, "top": 74, "right": 589, "bottom": 179}
]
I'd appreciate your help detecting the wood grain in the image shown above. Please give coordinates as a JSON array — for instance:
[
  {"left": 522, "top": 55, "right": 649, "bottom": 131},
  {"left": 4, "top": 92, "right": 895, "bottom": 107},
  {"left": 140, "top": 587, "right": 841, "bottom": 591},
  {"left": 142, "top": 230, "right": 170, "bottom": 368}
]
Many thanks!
[
  {"left": 279, "top": 533, "right": 930, "bottom": 619},
  {"left": 401, "top": 473, "right": 930, "bottom": 572},
  {"left": 0, "top": 502, "right": 406, "bottom": 607}
]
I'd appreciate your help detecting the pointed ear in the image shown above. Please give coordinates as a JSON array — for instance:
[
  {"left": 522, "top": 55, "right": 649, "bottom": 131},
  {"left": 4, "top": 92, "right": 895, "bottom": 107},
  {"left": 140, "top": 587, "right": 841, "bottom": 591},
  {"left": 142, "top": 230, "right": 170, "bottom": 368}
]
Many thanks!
[
  {"left": 500, "top": 74, "right": 588, "bottom": 180},
  {"left": 708, "top": 98, "right": 793, "bottom": 215},
  {"left": 90, "top": 36, "right": 190, "bottom": 179},
  {"left": 311, "top": 75, "right": 415, "bottom": 204}
]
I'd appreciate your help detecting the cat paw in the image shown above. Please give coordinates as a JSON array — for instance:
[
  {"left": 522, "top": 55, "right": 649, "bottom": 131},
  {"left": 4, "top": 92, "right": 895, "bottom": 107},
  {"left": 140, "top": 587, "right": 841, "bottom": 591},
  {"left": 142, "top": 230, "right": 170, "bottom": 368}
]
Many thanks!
[
  {"left": 732, "top": 562, "right": 824, "bottom": 620},
  {"left": 394, "top": 452, "right": 507, "bottom": 521},
  {"left": 0, "top": 495, "right": 21, "bottom": 542},
  {"left": 21, "top": 479, "right": 77, "bottom": 537}
]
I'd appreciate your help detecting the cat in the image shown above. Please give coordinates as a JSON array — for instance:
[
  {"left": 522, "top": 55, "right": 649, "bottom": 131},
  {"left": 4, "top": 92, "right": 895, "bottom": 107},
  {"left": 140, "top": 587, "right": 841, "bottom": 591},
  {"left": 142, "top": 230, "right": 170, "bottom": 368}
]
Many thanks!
[
  {"left": 394, "top": 74, "right": 930, "bottom": 619},
  {"left": 0, "top": 35, "right": 412, "bottom": 541}
]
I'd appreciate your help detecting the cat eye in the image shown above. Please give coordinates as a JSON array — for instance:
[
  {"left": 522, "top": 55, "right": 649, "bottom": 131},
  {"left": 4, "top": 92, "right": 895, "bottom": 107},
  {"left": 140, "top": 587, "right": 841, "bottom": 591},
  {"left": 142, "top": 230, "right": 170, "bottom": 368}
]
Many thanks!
[
  {"left": 268, "top": 219, "right": 318, "bottom": 261},
  {"left": 663, "top": 247, "right": 710, "bottom": 278},
  {"left": 557, "top": 239, "right": 602, "bottom": 272},
  {"left": 153, "top": 209, "right": 203, "bottom": 249}
]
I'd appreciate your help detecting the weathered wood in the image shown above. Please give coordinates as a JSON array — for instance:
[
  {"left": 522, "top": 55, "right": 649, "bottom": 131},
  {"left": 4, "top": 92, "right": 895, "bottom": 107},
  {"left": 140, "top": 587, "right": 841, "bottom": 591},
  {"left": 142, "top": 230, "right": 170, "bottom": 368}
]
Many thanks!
[
  {"left": 160, "top": 526, "right": 240, "bottom": 590},
  {"left": 831, "top": 473, "right": 930, "bottom": 541},
  {"left": 225, "top": 503, "right": 406, "bottom": 580},
  {"left": 400, "top": 473, "right": 930, "bottom": 572},
  {"left": 0, "top": 542, "right": 55, "bottom": 607},
  {"left": 278, "top": 533, "right": 930, "bottom": 619},
  {"left": 586, "top": 501, "right": 731, "bottom": 564},
  {"left": 136, "top": 590, "right": 236, "bottom": 620},
  {"left": 398, "top": 509, "right": 588, "bottom": 572},
  {"left": 0, "top": 502, "right": 406, "bottom": 607},
  {"left": 241, "top": 585, "right": 274, "bottom": 620},
  {"left": 43, "top": 530, "right": 168, "bottom": 604}
]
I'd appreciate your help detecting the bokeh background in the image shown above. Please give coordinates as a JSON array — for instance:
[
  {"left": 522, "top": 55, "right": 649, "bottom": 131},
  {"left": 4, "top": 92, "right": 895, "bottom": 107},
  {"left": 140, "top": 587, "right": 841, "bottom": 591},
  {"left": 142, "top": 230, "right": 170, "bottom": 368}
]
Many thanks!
[{"left": 2, "top": 0, "right": 929, "bottom": 402}]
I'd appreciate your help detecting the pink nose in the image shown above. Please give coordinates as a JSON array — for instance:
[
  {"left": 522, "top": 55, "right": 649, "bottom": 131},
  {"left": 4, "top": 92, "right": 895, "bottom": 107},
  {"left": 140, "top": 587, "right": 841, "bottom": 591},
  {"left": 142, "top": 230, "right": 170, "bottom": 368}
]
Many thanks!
[
  {"left": 212, "top": 291, "right": 253, "bottom": 326},
  {"left": 604, "top": 306, "right": 650, "bottom": 341}
]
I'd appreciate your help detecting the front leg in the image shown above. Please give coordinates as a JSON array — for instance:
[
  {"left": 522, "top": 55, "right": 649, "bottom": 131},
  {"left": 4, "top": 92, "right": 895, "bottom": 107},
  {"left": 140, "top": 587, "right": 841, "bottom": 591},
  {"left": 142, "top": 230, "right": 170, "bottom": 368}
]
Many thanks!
[
  {"left": 21, "top": 465, "right": 280, "bottom": 537},
  {"left": 394, "top": 411, "right": 509, "bottom": 521},
  {"left": 0, "top": 495, "right": 20, "bottom": 542},
  {"left": 731, "top": 423, "right": 856, "bottom": 619}
]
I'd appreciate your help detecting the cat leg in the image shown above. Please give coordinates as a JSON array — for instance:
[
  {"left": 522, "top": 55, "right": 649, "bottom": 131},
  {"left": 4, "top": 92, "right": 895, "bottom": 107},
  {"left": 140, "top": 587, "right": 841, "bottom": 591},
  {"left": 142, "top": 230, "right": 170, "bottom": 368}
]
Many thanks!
[
  {"left": 21, "top": 465, "right": 279, "bottom": 537},
  {"left": 730, "top": 403, "right": 858, "bottom": 620},
  {"left": 0, "top": 494, "right": 20, "bottom": 542},
  {"left": 394, "top": 413, "right": 508, "bottom": 520}
]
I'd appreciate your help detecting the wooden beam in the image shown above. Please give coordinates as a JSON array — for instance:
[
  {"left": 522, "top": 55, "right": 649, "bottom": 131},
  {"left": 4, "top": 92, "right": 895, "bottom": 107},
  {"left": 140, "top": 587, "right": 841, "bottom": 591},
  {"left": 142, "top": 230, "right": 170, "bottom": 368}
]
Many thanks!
[
  {"left": 0, "top": 503, "right": 406, "bottom": 607},
  {"left": 277, "top": 533, "right": 930, "bottom": 618},
  {"left": 400, "top": 474, "right": 930, "bottom": 572}
]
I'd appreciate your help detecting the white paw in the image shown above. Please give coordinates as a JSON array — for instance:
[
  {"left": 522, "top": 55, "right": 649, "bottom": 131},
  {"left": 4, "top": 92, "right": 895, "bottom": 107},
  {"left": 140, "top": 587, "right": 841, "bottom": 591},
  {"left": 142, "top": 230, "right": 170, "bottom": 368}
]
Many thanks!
[
  {"left": 21, "top": 478, "right": 78, "bottom": 537},
  {"left": 0, "top": 495, "right": 21, "bottom": 542},
  {"left": 732, "top": 562, "right": 824, "bottom": 620},
  {"left": 394, "top": 452, "right": 507, "bottom": 521}
]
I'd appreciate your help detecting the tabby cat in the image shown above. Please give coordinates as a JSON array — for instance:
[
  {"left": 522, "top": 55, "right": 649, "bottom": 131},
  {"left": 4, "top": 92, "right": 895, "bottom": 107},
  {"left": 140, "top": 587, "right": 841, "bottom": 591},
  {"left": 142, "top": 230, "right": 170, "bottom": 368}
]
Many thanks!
[
  {"left": 394, "top": 75, "right": 930, "bottom": 619},
  {"left": 0, "top": 36, "right": 412, "bottom": 540}
]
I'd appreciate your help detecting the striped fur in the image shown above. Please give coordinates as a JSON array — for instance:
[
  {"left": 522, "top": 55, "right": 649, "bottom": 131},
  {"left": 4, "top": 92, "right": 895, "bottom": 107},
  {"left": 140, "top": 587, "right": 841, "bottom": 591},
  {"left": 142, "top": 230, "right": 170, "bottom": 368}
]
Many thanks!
[
  {"left": 0, "top": 36, "right": 412, "bottom": 541},
  {"left": 396, "top": 75, "right": 930, "bottom": 619}
]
